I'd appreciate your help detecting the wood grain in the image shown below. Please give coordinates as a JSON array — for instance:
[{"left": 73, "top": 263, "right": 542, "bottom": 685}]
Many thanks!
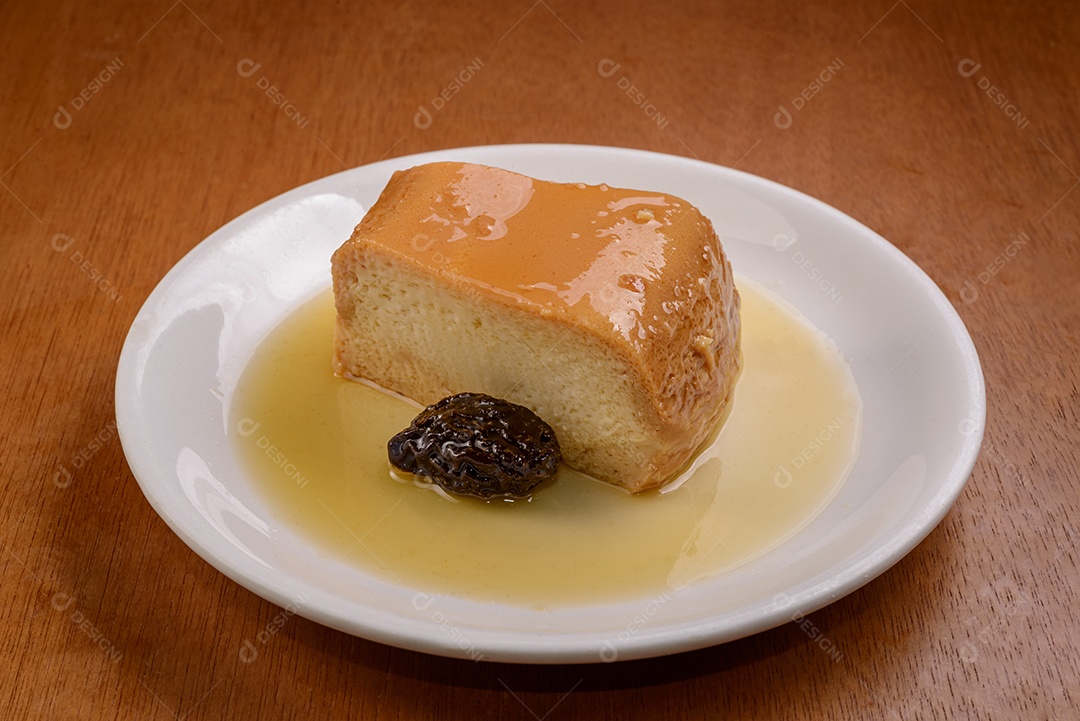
[{"left": 2, "top": 0, "right": 1077, "bottom": 718}]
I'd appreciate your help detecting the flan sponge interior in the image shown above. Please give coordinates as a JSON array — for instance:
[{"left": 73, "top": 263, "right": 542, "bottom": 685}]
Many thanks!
[{"left": 331, "top": 161, "right": 741, "bottom": 493}]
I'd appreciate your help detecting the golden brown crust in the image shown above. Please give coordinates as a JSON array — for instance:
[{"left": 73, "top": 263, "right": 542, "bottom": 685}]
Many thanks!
[{"left": 331, "top": 162, "right": 741, "bottom": 491}]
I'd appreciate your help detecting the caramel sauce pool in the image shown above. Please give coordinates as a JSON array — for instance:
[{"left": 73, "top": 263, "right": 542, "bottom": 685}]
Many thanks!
[{"left": 231, "top": 279, "right": 861, "bottom": 608}]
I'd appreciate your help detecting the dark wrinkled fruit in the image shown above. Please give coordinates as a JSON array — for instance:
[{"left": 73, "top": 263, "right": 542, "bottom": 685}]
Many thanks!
[{"left": 387, "top": 393, "right": 561, "bottom": 499}]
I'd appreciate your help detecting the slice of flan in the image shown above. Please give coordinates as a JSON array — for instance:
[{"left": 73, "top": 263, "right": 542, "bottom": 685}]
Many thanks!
[{"left": 331, "top": 161, "right": 741, "bottom": 493}]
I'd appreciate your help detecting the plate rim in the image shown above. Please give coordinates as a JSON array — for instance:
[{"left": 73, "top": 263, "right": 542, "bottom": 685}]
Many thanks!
[{"left": 115, "top": 142, "right": 986, "bottom": 663}]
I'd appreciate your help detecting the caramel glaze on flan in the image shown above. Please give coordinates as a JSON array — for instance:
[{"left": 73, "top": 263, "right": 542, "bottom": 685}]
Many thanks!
[{"left": 331, "top": 161, "right": 741, "bottom": 493}]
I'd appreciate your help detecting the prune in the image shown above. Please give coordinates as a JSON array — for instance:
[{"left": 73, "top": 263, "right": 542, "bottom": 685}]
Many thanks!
[{"left": 387, "top": 393, "right": 561, "bottom": 499}]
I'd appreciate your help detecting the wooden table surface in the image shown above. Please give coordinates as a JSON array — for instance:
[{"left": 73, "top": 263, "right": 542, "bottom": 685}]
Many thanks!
[{"left": 3, "top": 0, "right": 1077, "bottom": 718}]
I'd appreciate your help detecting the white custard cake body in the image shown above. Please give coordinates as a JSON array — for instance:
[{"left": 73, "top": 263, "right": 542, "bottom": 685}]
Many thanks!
[{"left": 331, "top": 161, "right": 741, "bottom": 492}]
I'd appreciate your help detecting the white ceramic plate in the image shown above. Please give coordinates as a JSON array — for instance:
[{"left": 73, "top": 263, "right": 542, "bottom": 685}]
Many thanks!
[{"left": 116, "top": 144, "right": 985, "bottom": 664}]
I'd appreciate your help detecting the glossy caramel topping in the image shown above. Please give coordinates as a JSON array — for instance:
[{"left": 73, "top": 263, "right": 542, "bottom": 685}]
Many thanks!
[{"left": 354, "top": 162, "right": 720, "bottom": 350}]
